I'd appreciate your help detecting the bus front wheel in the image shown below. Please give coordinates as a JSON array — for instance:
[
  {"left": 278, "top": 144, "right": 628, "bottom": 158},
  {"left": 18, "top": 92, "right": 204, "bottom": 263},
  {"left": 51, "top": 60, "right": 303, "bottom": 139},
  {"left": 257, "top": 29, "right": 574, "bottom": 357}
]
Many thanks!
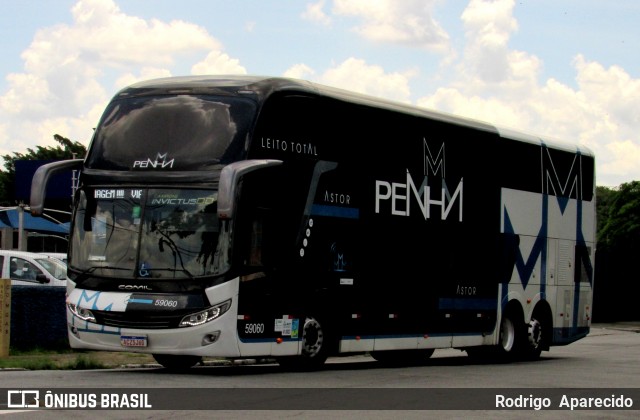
[{"left": 277, "top": 316, "right": 330, "bottom": 370}]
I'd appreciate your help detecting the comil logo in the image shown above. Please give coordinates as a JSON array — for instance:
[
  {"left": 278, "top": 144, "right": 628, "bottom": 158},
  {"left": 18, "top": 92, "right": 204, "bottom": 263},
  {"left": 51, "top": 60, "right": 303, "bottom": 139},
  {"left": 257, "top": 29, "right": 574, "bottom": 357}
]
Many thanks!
[
  {"left": 133, "top": 153, "right": 175, "bottom": 169},
  {"left": 375, "top": 139, "right": 463, "bottom": 222}
]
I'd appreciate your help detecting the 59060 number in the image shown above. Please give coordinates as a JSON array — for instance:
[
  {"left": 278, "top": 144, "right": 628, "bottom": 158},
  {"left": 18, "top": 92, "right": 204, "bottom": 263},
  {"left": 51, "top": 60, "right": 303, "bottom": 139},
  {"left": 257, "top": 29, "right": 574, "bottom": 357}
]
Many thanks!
[
  {"left": 244, "top": 323, "right": 265, "bottom": 334},
  {"left": 154, "top": 299, "right": 178, "bottom": 308}
]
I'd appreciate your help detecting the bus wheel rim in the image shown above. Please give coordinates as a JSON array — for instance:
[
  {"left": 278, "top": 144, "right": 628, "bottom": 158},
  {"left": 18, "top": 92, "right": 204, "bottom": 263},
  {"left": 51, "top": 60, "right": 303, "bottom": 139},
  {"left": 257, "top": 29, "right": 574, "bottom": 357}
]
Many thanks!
[
  {"left": 528, "top": 318, "right": 542, "bottom": 348},
  {"left": 302, "top": 317, "right": 324, "bottom": 357}
]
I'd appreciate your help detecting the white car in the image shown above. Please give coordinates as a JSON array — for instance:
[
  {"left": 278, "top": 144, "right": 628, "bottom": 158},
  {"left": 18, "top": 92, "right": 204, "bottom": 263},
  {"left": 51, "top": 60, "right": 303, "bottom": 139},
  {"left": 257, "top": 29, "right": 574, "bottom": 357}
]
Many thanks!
[
  {"left": 0, "top": 250, "right": 68, "bottom": 287},
  {"left": 38, "top": 252, "right": 68, "bottom": 263}
]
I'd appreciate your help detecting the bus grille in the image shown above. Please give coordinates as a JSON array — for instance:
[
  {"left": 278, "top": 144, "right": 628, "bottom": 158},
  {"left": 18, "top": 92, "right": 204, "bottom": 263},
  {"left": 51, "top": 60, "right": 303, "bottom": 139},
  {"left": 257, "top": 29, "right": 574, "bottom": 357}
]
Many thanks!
[{"left": 93, "top": 310, "right": 186, "bottom": 329}]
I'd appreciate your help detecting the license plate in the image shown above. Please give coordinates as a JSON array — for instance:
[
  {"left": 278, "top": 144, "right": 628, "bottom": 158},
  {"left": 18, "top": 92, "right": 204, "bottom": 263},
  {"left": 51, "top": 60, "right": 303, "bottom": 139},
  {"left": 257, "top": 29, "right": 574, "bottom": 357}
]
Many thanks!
[{"left": 120, "top": 335, "right": 148, "bottom": 347}]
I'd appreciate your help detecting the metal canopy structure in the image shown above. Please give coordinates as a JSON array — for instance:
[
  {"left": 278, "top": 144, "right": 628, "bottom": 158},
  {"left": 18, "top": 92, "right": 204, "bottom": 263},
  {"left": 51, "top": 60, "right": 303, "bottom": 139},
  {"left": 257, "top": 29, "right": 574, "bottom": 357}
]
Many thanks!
[{"left": 0, "top": 208, "right": 69, "bottom": 234}]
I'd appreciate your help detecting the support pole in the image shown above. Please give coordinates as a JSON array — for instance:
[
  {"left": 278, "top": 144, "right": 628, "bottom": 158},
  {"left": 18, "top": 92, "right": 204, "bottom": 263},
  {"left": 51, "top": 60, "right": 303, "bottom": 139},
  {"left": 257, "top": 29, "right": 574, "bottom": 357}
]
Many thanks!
[{"left": 18, "top": 204, "right": 25, "bottom": 251}]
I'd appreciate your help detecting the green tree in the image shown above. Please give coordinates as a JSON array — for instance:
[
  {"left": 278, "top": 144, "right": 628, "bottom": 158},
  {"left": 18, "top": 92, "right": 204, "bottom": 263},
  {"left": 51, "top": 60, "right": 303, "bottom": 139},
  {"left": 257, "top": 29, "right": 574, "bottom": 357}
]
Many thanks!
[
  {"left": 594, "top": 180, "right": 640, "bottom": 322},
  {"left": 595, "top": 185, "right": 616, "bottom": 243},
  {"left": 597, "top": 181, "right": 640, "bottom": 250},
  {"left": 0, "top": 134, "right": 86, "bottom": 207}
]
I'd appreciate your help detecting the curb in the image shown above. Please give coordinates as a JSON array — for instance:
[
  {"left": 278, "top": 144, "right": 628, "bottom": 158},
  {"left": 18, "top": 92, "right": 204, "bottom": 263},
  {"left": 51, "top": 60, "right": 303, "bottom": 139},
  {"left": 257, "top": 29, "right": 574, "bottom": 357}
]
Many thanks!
[{"left": 592, "top": 323, "right": 640, "bottom": 333}]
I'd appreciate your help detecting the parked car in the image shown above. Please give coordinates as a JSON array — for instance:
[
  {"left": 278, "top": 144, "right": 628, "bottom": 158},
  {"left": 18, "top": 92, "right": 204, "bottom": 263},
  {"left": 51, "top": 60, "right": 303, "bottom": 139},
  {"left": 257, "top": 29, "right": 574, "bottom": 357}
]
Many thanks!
[
  {"left": 0, "top": 250, "right": 68, "bottom": 286},
  {"left": 38, "top": 252, "right": 68, "bottom": 263}
]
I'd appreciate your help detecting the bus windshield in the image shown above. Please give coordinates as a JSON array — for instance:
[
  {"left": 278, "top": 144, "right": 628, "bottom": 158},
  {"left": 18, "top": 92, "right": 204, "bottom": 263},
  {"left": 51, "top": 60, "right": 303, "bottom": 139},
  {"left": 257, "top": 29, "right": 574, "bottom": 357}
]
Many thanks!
[{"left": 70, "top": 188, "right": 228, "bottom": 279}]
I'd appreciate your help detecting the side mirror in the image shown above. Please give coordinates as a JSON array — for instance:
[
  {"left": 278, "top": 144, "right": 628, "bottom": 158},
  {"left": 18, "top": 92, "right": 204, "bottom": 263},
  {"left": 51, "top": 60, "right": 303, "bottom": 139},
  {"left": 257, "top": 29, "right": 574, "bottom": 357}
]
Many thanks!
[
  {"left": 217, "top": 160, "right": 282, "bottom": 219},
  {"left": 36, "top": 273, "right": 50, "bottom": 284},
  {"left": 30, "top": 159, "right": 83, "bottom": 216}
]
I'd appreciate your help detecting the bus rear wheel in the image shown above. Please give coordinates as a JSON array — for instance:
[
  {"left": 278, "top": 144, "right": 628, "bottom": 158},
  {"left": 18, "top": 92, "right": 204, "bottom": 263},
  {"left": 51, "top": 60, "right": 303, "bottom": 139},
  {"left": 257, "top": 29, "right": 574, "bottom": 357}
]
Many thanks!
[
  {"left": 523, "top": 310, "right": 551, "bottom": 360},
  {"left": 487, "top": 309, "right": 527, "bottom": 361},
  {"left": 523, "top": 318, "right": 543, "bottom": 359},
  {"left": 499, "top": 315, "right": 517, "bottom": 354},
  {"left": 152, "top": 354, "right": 202, "bottom": 370}
]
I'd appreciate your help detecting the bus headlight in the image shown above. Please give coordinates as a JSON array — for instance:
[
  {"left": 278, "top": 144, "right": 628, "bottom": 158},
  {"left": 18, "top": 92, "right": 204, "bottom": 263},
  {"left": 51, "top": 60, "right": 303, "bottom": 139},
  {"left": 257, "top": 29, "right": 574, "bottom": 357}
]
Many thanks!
[
  {"left": 179, "top": 299, "right": 231, "bottom": 328},
  {"left": 68, "top": 303, "right": 96, "bottom": 323}
]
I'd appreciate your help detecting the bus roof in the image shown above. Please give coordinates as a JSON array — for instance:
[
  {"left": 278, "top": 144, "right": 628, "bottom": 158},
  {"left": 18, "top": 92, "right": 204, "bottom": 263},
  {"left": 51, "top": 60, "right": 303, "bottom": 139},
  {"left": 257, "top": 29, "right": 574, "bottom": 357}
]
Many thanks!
[{"left": 117, "top": 75, "right": 593, "bottom": 157}]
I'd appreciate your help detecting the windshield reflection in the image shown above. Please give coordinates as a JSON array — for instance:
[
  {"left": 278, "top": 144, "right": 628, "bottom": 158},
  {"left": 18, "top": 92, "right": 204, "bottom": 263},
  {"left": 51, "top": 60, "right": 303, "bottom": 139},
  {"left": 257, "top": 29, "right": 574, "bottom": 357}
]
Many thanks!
[{"left": 71, "top": 188, "right": 228, "bottom": 278}]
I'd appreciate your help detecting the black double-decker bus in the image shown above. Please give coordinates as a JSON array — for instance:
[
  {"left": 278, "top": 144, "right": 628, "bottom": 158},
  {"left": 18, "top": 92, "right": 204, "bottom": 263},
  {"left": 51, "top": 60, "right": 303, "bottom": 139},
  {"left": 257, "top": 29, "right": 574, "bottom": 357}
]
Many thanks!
[{"left": 31, "top": 76, "right": 595, "bottom": 369}]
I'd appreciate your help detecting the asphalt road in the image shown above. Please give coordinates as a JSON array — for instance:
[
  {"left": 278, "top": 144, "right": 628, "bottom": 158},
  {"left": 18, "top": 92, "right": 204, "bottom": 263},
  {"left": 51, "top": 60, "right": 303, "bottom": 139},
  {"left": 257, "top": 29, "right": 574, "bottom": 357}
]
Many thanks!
[{"left": 1, "top": 323, "right": 639, "bottom": 419}]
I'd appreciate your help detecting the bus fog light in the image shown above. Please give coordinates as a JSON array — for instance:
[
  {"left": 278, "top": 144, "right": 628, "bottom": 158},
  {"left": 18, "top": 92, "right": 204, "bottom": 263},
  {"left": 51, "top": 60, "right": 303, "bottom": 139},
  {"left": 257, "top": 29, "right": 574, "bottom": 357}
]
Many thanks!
[
  {"left": 202, "top": 331, "right": 221, "bottom": 346},
  {"left": 180, "top": 299, "right": 231, "bottom": 328}
]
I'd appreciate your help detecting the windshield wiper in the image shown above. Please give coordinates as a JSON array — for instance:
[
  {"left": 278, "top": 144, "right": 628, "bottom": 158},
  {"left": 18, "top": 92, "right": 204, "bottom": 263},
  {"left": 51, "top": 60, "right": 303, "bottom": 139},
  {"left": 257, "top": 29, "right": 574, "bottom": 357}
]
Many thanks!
[
  {"left": 73, "top": 265, "right": 133, "bottom": 281},
  {"left": 140, "top": 267, "right": 194, "bottom": 279}
]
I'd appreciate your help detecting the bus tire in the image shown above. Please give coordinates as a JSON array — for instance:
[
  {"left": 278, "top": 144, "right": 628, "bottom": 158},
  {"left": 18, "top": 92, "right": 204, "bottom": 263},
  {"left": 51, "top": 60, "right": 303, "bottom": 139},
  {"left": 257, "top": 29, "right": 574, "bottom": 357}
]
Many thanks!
[
  {"left": 371, "top": 349, "right": 434, "bottom": 366},
  {"left": 465, "top": 318, "right": 520, "bottom": 362},
  {"left": 467, "top": 308, "right": 539, "bottom": 362},
  {"left": 499, "top": 314, "right": 517, "bottom": 354},
  {"left": 277, "top": 316, "right": 330, "bottom": 370},
  {"left": 496, "top": 307, "right": 527, "bottom": 361},
  {"left": 524, "top": 318, "right": 543, "bottom": 360},
  {"left": 523, "top": 306, "right": 551, "bottom": 360},
  {"left": 152, "top": 354, "right": 202, "bottom": 370}
]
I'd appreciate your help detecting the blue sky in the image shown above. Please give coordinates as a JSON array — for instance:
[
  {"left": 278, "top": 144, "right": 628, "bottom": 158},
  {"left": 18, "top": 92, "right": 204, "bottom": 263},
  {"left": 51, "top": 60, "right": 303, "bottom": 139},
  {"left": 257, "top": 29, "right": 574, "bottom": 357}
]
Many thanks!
[{"left": 0, "top": 0, "right": 638, "bottom": 186}]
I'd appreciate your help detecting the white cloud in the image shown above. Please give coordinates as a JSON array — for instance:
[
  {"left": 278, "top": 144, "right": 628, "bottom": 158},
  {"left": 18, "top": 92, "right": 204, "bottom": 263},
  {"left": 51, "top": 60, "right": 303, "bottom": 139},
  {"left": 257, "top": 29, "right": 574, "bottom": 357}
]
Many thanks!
[
  {"left": 191, "top": 51, "right": 247, "bottom": 75},
  {"left": 114, "top": 68, "right": 173, "bottom": 90},
  {"left": 302, "top": 1, "right": 332, "bottom": 26},
  {"left": 456, "top": 0, "right": 539, "bottom": 93},
  {"left": 330, "top": 0, "right": 451, "bottom": 52},
  {"left": 318, "top": 58, "right": 414, "bottom": 103},
  {"left": 283, "top": 58, "right": 414, "bottom": 104},
  {"left": 0, "top": 0, "right": 241, "bottom": 157},
  {"left": 283, "top": 64, "right": 316, "bottom": 80},
  {"left": 0, "top": 0, "right": 637, "bottom": 187},
  {"left": 416, "top": 0, "right": 639, "bottom": 186},
  {"left": 0, "top": 73, "right": 53, "bottom": 117},
  {"left": 64, "top": 0, "right": 219, "bottom": 68}
]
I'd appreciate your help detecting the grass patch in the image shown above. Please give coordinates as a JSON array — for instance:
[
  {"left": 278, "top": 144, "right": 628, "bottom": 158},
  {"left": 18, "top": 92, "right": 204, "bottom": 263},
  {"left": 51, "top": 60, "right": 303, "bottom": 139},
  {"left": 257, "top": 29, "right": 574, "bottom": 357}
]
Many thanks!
[
  {"left": 0, "top": 350, "right": 104, "bottom": 370},
  {"left": 64, "top": 354, "right": 106, "bottom": 370},
  {"left": 0, "top": 348, "right": 127, "bottom": 370}
]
